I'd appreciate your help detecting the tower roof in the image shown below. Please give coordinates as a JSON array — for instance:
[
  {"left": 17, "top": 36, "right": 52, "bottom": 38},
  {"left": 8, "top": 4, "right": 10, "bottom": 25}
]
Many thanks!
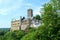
[{"left": 28, "top": 9, "right": 33, "bottom": 11}]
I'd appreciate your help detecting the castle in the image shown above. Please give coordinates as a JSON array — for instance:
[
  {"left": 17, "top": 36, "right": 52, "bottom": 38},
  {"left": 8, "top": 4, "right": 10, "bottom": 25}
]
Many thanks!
[{"left": 10, "top": 9, "right": 41, "bottom": 31}]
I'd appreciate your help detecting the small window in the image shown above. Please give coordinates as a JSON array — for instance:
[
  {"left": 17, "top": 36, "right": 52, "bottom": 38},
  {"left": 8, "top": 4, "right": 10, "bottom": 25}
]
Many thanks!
[{"left": 18, "top": 23, "right": 19, "bottom": 24}]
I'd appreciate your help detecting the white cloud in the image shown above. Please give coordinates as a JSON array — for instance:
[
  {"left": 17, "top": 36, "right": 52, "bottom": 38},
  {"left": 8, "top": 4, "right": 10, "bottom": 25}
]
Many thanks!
[
  {"left": 0, "top": 0, "right": 23, "bottom": 15},
  {"left": 33, "top": 6, "right": 43, "bottom": 16},
  {"left": 0, "top": 9, "right": 8, "bottom": 15}
]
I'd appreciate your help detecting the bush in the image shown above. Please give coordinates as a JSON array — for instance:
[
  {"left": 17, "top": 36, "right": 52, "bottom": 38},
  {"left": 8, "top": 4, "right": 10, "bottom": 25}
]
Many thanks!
[{"left": 4, "top": 30, "right": 26, "bottom": 40}]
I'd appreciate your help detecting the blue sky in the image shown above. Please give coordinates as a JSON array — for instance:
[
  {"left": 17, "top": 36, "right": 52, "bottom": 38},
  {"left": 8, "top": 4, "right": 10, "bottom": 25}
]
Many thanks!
[{"left": 0, "top": 0, "right": 50, "bottom": 28}]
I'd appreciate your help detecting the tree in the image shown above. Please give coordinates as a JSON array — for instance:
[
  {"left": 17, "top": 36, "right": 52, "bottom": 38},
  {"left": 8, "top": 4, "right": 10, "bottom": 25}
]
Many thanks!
[
  {"left": 4, "top": 30, "right": 26, "bottom": 40},
  {"left": 33, "top": 15, "right": 41, "bottom": 20},
  {"left": 21, "top": 0, "right": 60, "bottom": 40}
]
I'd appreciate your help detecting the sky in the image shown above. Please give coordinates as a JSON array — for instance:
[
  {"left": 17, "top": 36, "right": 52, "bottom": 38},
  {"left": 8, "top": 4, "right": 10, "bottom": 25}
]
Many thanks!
[{"left": 0, "top": 0, "right": 50, "bottom": 28}]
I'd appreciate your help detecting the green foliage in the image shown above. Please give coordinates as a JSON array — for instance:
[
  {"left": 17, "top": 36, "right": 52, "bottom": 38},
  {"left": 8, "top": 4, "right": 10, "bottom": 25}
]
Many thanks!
[
  {"left": 0, "top": 31, "right": 5, "bottom": 36},
  {"left": 0, "top": 36, "right": 4, "bottom": 40},
  {"left": 34, "top": 15, "right": 41, "bottom": 20},
  {"left": 28, "top": 27, "right": 36, "bottom": 33},
  {"left": 4, "top": 30, "right": 26, "bottom": 40},
  {"left": 21, "top": 26, "right": 51, "bottom": 40},
  {"left": 21, "top": 0, "right": 60, "bottom": 40},
  {"left": 0, "top": 30, "right": 9, "bottom": 40},
  {"left": 21, "top": 32, "right": 35, "bottom": 40}
]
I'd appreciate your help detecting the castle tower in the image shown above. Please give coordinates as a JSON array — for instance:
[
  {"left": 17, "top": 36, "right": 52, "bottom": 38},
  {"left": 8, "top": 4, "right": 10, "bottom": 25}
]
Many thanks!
[
  {"left": 27, "top": 9, "right": 33, "bottom": 18},
  {"left": 27, "top": 9, "right": 33, "bottom": 28}
]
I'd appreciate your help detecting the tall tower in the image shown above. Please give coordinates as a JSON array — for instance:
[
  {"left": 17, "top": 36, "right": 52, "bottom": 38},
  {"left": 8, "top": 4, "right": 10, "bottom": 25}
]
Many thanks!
[
  {"left": 27, "top": 9, "right": 33, "bottom": 18},
  {"left": 27, "top": 9, "right": 33, "bottom": 28}
]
